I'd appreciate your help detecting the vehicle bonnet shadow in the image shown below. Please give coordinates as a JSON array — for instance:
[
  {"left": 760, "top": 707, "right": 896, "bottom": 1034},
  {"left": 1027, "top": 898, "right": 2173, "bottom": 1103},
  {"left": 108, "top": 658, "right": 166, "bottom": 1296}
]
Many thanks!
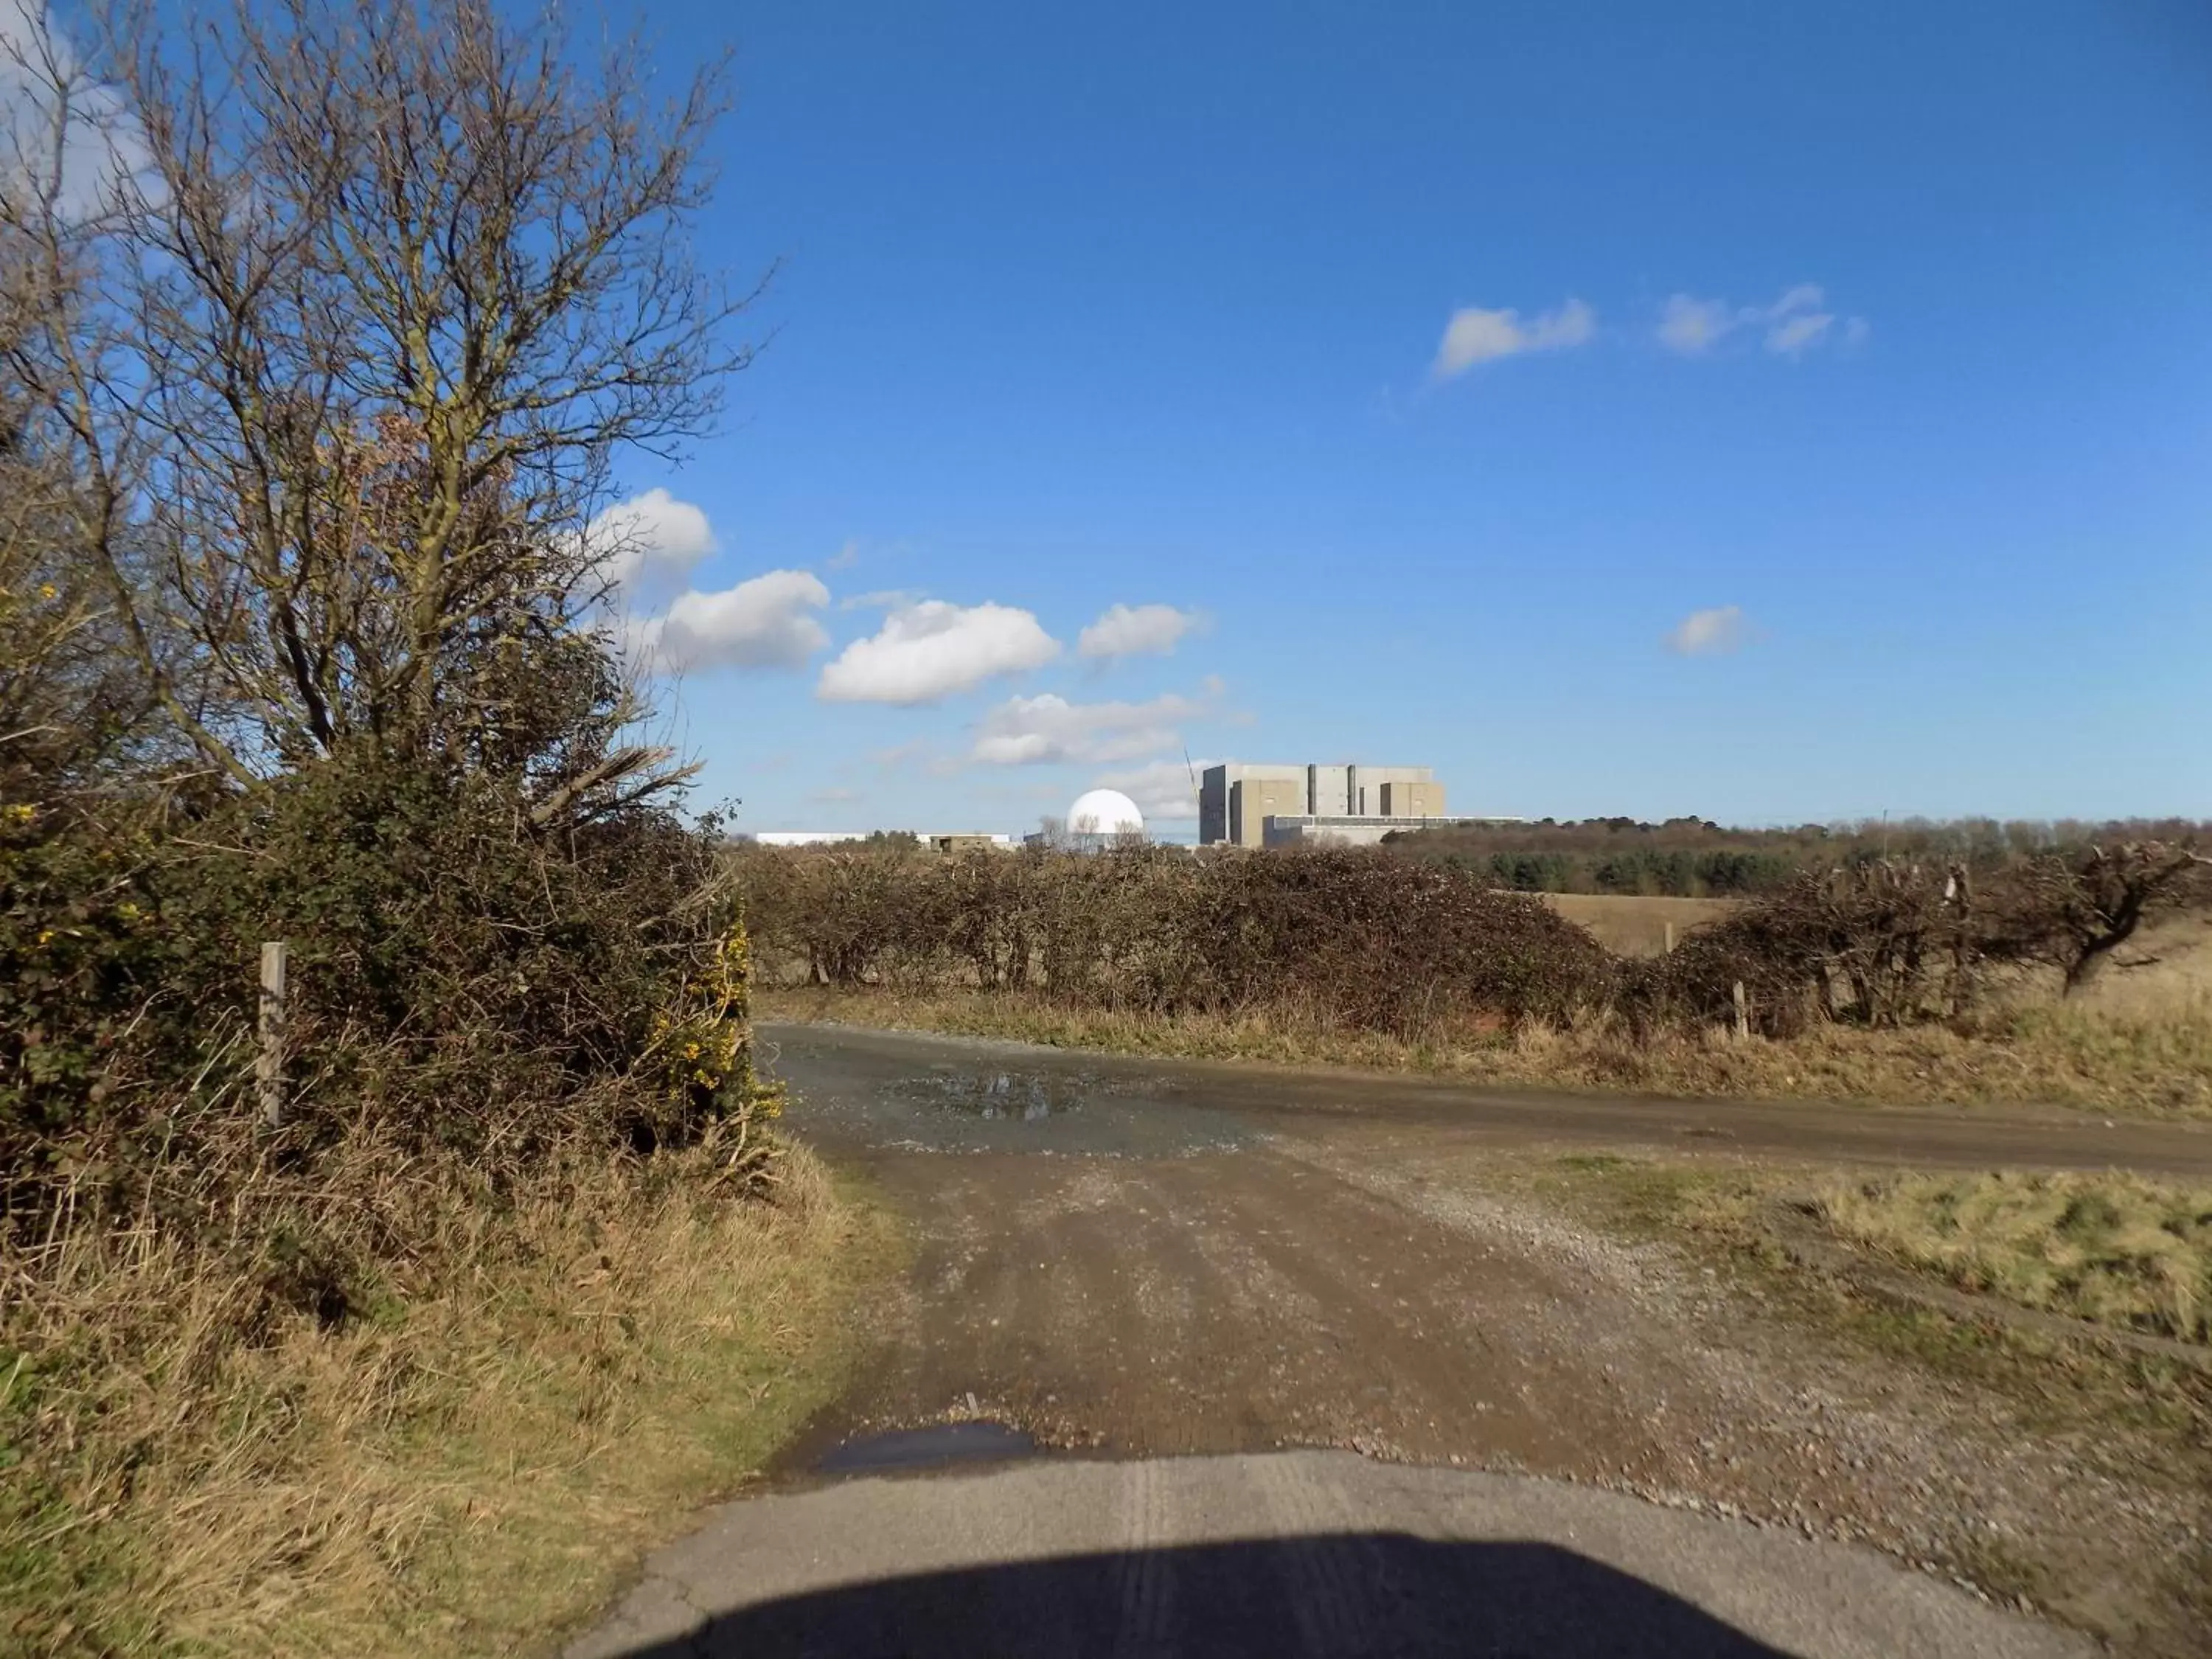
[{"left": 602, "top": 1534, "right": 1798, "bottom": 1657}]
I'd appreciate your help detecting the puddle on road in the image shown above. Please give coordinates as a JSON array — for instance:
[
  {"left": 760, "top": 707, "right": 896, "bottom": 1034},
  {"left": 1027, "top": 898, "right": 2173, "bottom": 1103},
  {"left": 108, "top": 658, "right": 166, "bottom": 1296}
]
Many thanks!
[
  {"left": 815, "top": 1419, "right": 1037, "bottom": 1475},
  {"left": 768, "top": 1040, "right": 1250, "bottom": 1158},
  {"left": 897, "top": 1068, "right": 1091, "bottom": 1123}
]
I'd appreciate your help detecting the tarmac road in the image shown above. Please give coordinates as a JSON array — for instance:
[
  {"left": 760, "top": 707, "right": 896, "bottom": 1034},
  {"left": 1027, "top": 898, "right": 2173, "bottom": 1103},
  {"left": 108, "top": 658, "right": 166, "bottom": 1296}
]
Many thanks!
[
  {"left": 566, "top": 1024, "right": 2211, "bottom": 1658},
  {"left": 568, "top": 1453, "right": 2085, "bottom": 1658}
]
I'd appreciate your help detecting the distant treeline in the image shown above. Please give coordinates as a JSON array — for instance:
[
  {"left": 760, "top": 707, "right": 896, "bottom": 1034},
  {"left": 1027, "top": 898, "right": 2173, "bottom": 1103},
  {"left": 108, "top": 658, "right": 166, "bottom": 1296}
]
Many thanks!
[{"left": 1384, "top": 817, "right": 2212, "bottom": 898}]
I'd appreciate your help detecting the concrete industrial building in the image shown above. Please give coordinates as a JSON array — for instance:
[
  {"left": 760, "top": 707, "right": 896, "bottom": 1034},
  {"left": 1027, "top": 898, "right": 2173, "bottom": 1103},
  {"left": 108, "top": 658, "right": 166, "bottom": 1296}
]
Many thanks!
[
  {"left": 1200, "top": 762, "right": 1443, "bottom": 846},
  {"left": 1198, "top": 762, "right": 1512, "bottom": 848}
]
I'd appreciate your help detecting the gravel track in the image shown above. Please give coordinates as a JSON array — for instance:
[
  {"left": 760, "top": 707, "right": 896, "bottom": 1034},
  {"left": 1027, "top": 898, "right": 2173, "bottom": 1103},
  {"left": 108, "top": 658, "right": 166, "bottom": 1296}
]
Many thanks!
[{"left": 568, "top": 1024, "right": 2212, "bottom": 1657}]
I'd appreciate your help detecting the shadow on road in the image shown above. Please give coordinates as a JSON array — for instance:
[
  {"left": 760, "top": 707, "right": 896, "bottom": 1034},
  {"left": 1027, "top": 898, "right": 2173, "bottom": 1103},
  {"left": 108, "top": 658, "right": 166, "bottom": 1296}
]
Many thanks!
[{"left": 605, "top": 1534, "right": 1795, "bottom": 1657}]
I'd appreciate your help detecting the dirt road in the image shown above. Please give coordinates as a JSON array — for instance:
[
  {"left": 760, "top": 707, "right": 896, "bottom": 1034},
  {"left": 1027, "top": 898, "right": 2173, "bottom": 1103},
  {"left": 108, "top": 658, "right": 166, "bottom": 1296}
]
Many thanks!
[{"left": 571, "top": 1025, "right": 2211, "bottom": 1658}]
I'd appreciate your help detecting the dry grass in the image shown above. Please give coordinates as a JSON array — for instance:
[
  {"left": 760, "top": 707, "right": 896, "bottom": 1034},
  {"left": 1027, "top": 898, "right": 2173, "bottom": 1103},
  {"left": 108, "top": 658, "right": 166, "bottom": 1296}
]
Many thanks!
[
  {"left": 2073, "top": 913, "right": 2212, "bottom": 1018},
  {"left": 1, "top": 1142, "right": 894, "bottom": 1658},
  {"left": 1537, "top": 892, "right": 1739, "bottom": 956},
  {"left": 1486, "top": 1151, "right": 2208, "bottom": 1363},
  {"left": 760, "top": 981, "right": 2212, "bottom": 1120},
  {"left": 1818, "top": 1170, "right": 2212, "bottom": 1345},
  {"left": 1518, "top": 998, "right": 2212, "bottom": 1118}
]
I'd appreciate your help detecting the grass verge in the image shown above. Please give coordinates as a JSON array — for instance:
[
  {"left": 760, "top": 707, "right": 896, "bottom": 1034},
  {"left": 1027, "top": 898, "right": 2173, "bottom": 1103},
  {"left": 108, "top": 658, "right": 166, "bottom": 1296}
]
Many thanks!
[
  {"left": 1817, "top": 1169, "right": 2212, "bottom": 1344},
  {"left": 1348, "top": 1144, "right": 2212, "bottom": 1652},
  {"left": 1525, "top": 1155, "right": 2211, "bottom": 1353},
  {"left": 758, "top": 984, "right": 2212, "bottom": 1119},
  {"left": 1500, "top": 1152, "right": 2211, "bottom": 1436},
  {"left": 1, "top": 1142, "right": 897, "bottom": 1658}
]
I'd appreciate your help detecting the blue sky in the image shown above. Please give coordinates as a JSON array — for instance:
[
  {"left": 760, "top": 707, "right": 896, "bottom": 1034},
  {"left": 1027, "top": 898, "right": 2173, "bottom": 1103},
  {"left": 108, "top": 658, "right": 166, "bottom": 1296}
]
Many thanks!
[{"left": 602, "top": 0, "right": 2212, "bottom": 836}]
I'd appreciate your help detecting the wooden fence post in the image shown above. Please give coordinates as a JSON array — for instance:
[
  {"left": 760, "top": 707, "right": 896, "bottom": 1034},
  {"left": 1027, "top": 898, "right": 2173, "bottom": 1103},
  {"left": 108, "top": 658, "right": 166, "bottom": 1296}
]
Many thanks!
[
  {"left": 1731, "top": 978, "right": 1749, "bottom": 1042},
  {"left": 258, "top": 940, "right": 288, "bottom": 1129},
  {"left": 1663, "top": 922, "right": 1675, "bottom": 954}
]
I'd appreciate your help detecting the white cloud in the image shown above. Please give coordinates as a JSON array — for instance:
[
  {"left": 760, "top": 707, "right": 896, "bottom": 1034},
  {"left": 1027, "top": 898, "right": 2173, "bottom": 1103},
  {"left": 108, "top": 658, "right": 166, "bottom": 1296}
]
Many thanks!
[
  {"left": 1431, "top": 297, "right": 1596, "bottom": 379},
  {"left": 585, "top": 488, "right": 717, "bottom": 589},
  {"left": 1664, "top": 605, "right": 1749, "bottom": 656},
  {"left": 592, "top": 490, "right": 838, "bottom": 675},
  {"left": 1656, "top": 284, "right": 1866, "bottom": 360},
  {"left": 1077, "top": 602, "right": 1202, "bottom": 661},
  {"left": 625, "top": 568, "right": 830, "bottom": 673},
  {"left": 971, "top": 691, "right": 1208, "bottom": 767},
  {"left": 1657, "top": 295, "right": 1733, "bottom": 355},
  {"left": 1091, "top": 759, "right": 1207, "bottom": 821},
  {"left": 818, "top": 600, "right": 1060, "bottom": 705},
  {"left": 839, "top": 588, "right": 925, "bottom": 612},
  {"left": 1, "top": 0, "right": 148, "bottom": 221},
  {"left": 1764, "top": 310, "right": 1834, "bottom": 358}
]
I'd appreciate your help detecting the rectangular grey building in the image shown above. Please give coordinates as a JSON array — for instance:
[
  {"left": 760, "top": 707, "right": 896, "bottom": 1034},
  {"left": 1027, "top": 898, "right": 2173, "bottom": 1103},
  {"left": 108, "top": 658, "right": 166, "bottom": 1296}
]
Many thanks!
[
  {"left": 1200, "top": 762, "right": 1307, "bottom": 846},
  {"left": 1307, "top": 763, "right": 1351, "bottom": 818},
  {"left": 1345, "top": 765, "right": 1437, "bottom": 818},
  {"left": 1199, "top": 762, "right": 1451, "bottom": 846}
]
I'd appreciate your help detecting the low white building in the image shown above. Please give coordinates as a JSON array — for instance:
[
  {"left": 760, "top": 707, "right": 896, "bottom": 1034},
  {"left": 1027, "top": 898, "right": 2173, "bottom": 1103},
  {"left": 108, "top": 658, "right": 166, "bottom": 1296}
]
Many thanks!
[
  {"left": 734, "top": 830, "right": 1014, "bottom": 850},
  {"left": 1262, "top": 814, "right": 1523, "bottom": 849}
]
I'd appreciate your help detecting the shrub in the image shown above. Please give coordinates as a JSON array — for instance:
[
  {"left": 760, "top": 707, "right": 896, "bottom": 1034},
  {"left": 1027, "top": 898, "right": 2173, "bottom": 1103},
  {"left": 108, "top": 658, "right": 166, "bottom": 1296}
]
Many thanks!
[
  {"left": 1, "top": 0, "right": 778, "bottom": 1248},
  {"left": 743, "top": 838, "right": 2210, "bottom": 1051},
  {"left": 1387, "top": 815, "right": 2212, "bottom": 899},
  {"left": 1, "top": 4, "right": 797, "bottom": 1648},
  {"left": 739, "top": 845, "right": 1615, "bottom": 1037},
  {"left": 4, "top": 759, "right": 777, "bottom": 1242}
]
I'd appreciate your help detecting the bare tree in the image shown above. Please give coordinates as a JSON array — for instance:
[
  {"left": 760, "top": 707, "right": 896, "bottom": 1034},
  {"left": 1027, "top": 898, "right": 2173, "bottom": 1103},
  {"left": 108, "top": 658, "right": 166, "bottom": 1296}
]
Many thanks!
[
  {"left": 1, "top": 75, "right": 178, "bottom": 798},
  {"left": 1996, "top": 842, "right": 2212, "bottom": 995},
  {"left": 1, "top": 0, "right": 759, "bottom": 818}
]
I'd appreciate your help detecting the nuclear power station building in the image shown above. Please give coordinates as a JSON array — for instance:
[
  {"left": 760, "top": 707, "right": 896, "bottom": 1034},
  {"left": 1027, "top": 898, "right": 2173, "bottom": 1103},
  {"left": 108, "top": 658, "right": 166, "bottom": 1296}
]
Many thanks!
[{"left": 1199, "top": 762, "right": 1502, "bottom": 848}]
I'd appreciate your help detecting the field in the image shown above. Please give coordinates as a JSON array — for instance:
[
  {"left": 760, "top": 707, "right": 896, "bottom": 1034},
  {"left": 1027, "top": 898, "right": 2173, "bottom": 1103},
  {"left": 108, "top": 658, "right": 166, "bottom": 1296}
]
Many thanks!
[
  {"left": 1537, "top": 892, "right": 1739, "bottom": 955},
  {"left": 2074, "top": 910, "right": 2212, "bottom": 1015}
]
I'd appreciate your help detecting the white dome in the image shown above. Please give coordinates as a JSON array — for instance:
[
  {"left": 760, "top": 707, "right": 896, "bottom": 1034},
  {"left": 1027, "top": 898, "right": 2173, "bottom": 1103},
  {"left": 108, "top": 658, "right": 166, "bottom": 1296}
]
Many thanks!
[{"left": 1066, "top": 788, "right": 1145, "bottom": 838}]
